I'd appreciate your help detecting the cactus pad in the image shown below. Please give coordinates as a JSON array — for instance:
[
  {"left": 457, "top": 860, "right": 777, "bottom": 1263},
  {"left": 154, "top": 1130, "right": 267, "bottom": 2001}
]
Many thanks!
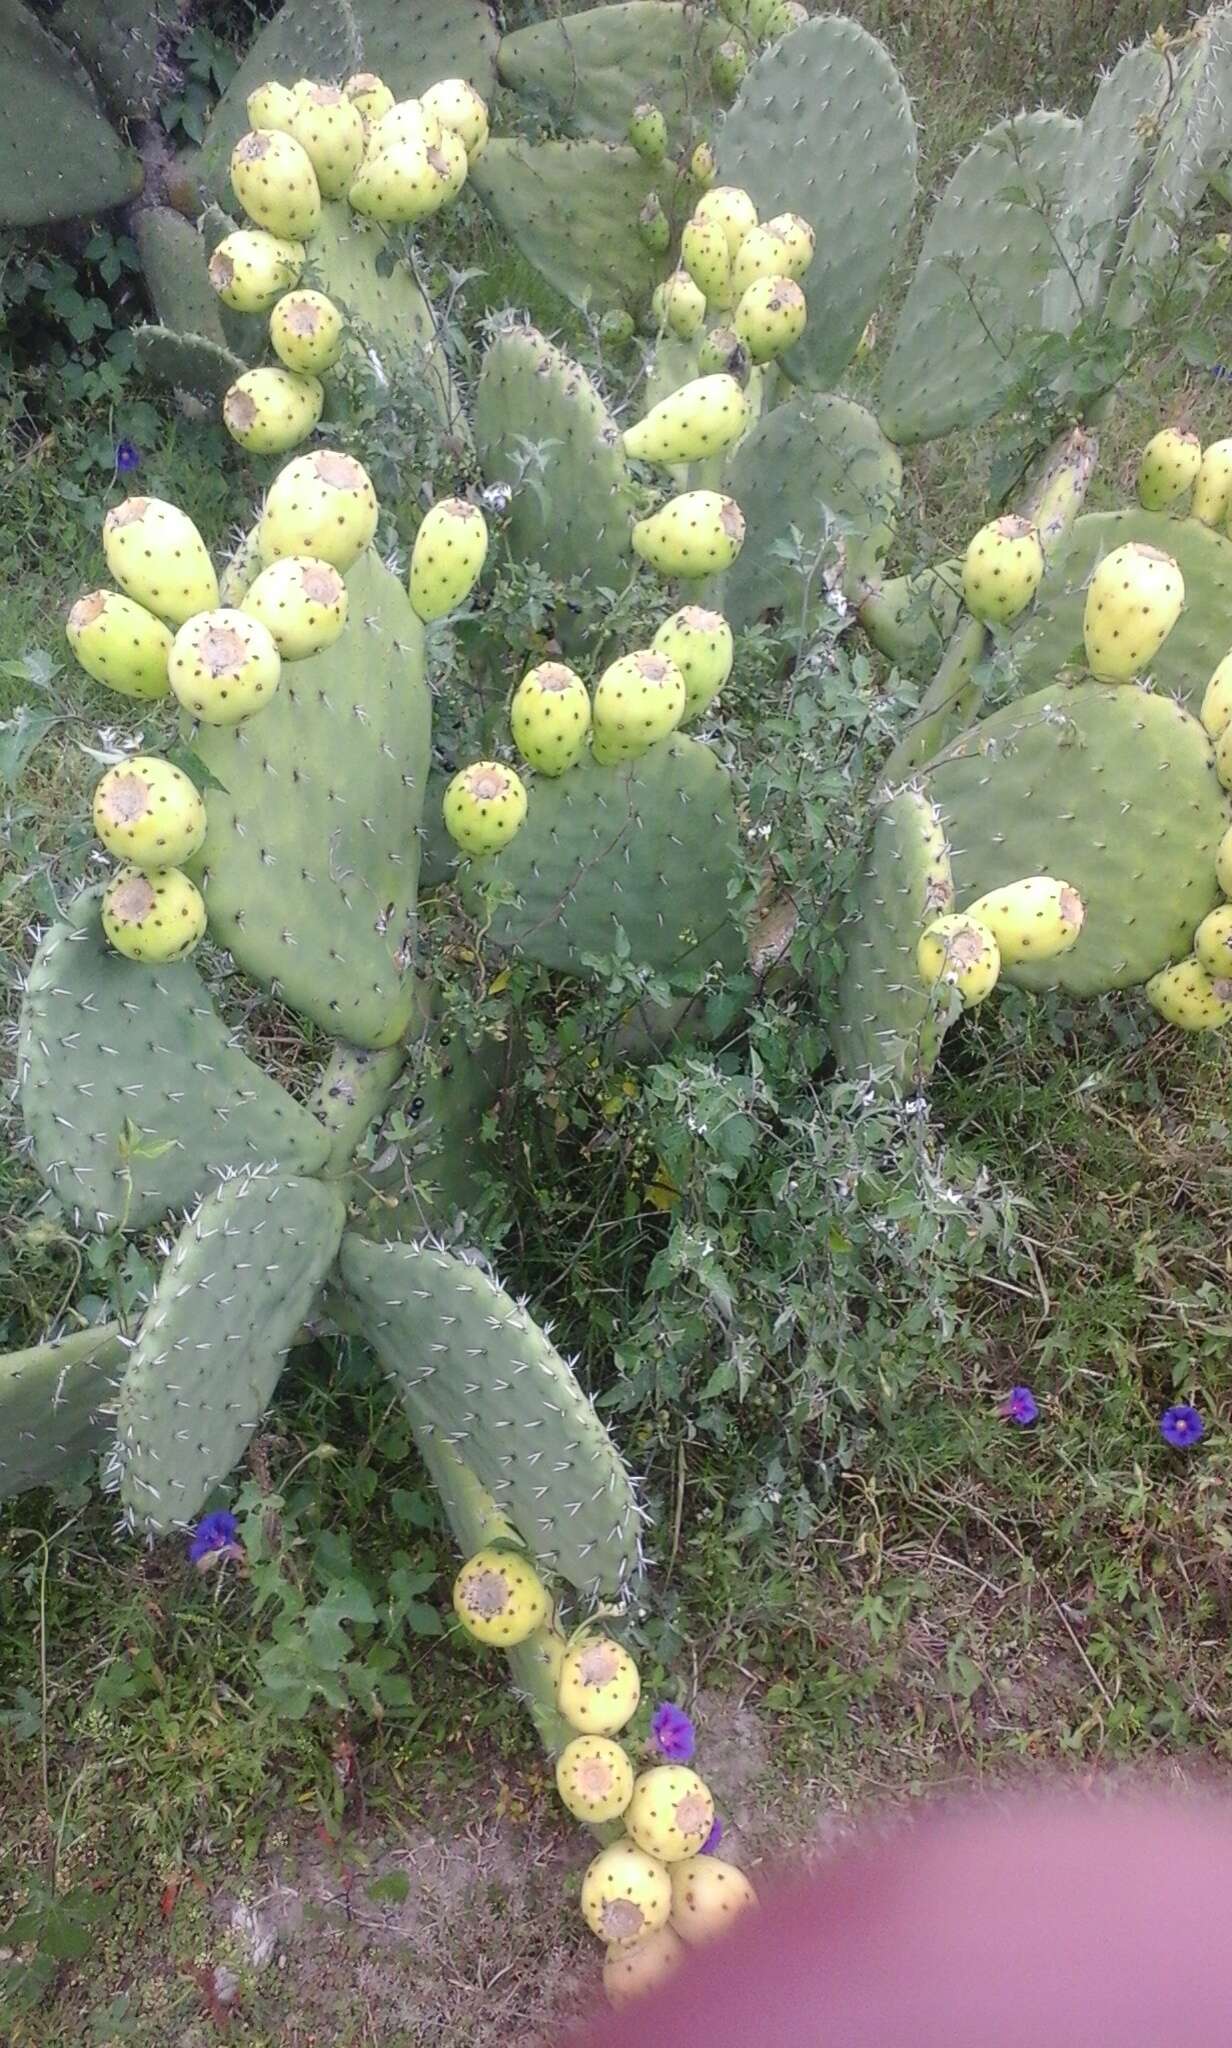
[
  {"left": 54, "top": 0, "right": 172, "bottom": 121},
  {"left": 133, "top": 326, "right": 248, "bottom": 400},
  {"left": 463, "top": 735, "right": 745, "bottom": 986},
  {"left": 114, "top": 1170, "right": 345, "bottom": 1531},
  {"left": 879, "top": 111, "right": 1080, "bottom": 444},
  {"left": 136, "top": 208, "right": 231, "bottom": 350},
  {"left": 338, "top": 1234, "right": 642, "bottom": 1597},
  {"left": 357, "top": 1003, "right": 507, "bottom": 1234},
  {"left": 496, "top": 2, "right": 722, "bottom": 141},
  {"left": 18, "top": 894, "right": 330, "bottom": 1234},
  {"left": 1043, "top": 44, "right": 1171, "bottom": 329},
  {"left": 922, "top": 684, "right": 1229, "bottom": 996},
  {"left": 721, "top": 393, "right": 902, "bottom": 632},
  {"left": 714, "top": 17, "right": 918, "bottom": 390},
  {"left": 185, "top": 550, "right": 430, "bottom": 1049},
  {"left": 475, "top": 324, "right": 635, "bottom": 604},
  {"left": 0, "top": 1321, "right": 126, "bottom": 1502},
  {"left": 351, "top": 0, "right": 498, "bottom": 100},
  {"left": 1007, "top": 510, "right": 1232, "bottom": 719},
  {"left": 305, "top": 200, "right": 459, "bottom": 435},
  {"left": 831, "top": 787, "right": 956, "bottom": 1084},
  {"left": 470, "top": 141, "right": 662, "bottom": 315},
  {"left": 0, "top": 4, "right": 142, "bottom": 227}
]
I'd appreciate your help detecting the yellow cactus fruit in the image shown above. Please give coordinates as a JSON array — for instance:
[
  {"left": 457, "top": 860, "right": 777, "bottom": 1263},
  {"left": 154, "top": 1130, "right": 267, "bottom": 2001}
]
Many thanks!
[
  {"left": 1082, "top": 542, "right": 1184, "bottom": 681},
  {"left": 66, "top": 589, "right": 172, "bottom": 700},
  {"left": 652, "top": 606, "right": 733, "bottom": 720},
  {"left": 692, "top": 185, "right": 759, "bottom": 258},
  {"left": 420, "top": 78, "right": 490, "bottom": 159},
  {"left": 259, "top": 450, "right": 379, "bottom": 572},
  {"left": 288, "top": 83, "right": 365, "bottom": 198},
  {"left": 733, "top": 275, "right": 807, "bottom": 363},
  {"left": 592, "top": 649, "right": 687, "bottom": 763},
  {"left": 1191, "top": 438, "right": 1232, "bottom": 527},
  {"left": 208, "top": 229, "right": 305, "bottom": 313},
  {"left": 246, "top": 81, "right": 299, "bottom": 134},
  {"left": 102, "top": 497, "right": 219, "bottom": 628},
  {"left": 101, "top": 866, "right": 207, "bottom": 965},
  {"left": 961, "top": 515, "right": 1045, "bottom": 624},
  {"left": 92, "top": 756, "right": 206, "bottom": 870},
  {"left": 603, "top": 1926, "right": 686, "bottom": 2008},
  {"left": 222, "top": 366, "right": 324, "bottom": 455},
  {"left": 510, "top": 661, "right": 592, "bottom": 776},
  {"left": 1194, "top": 905, "right": 1232, "bottom": 979},
  {"left": 623, "top": 374, "right": 751, "bottom": 466},
  {"left": 731, "top": 223, "right": 793, "bottom": 297},
  {"left": 269, "top": 289, "right": 345, "bottom": 375},
  {"left": 451, "top": 1548, "right": 549, "bottom": 1646},
  {"left": 556, "top": 1634, "right": 641, "bottom": 1735},
  {"left": 240, "top": 556, "right": 348, "bottom": 661},
  {"left": 581, "top": 1842, "right": 672, "bottom": 1947},
  {"left": 762, "top": 210, "right": 816, "bottom": 280},
  {"left": 555, "top": 1736, "right": 636, "bottom": 1824},
  {"left": 681, "top": 217, "right": 733, "bottom": 309},
  {"left": 669, "top": 1856, "right": 758, "bottom": 1945},
  {"left": 169, "top": 608, "right": 282, "bottom": 726},
  {"left": 229, "top": 129, "right": 322, "bottom": 239},
  {"left": 631, "top": 491, "right": 746, "bottom": 578},
  {"left": 916, "top": 914, "right": 1001, "bottom": 1007},
  {"left": 1200, "top": 653, "right": 1232, "bottom": 738},
  {"left": 1144, "top": 956, "right": 1232, "bottom": 1031},
  {"left": 343, "top": 72, "right": 395, "bottom": 125},
  {"left": 625, "top": 1767, "right": 716, "bottom": 1863},
  {"left": 1212, "top": 719, "right": 1232, "bottom": 792},
  {"left": 652, "top": 269, "right": 707, "bottom": 341},
  {"left": 1216, "top": 822, "right": 1232, "bottom": 897},
  {"left": 1136, "top": 427, "right": 1201, "bottom": 511},
  {"left": 442, "top": 761, "right": 528, "bottom": 856},
  {"left": 409, "top": 498, "right": 489, "bottom": 622},
  {"left": 963, "top": 876, "right": 1085, "bottom": 966}
]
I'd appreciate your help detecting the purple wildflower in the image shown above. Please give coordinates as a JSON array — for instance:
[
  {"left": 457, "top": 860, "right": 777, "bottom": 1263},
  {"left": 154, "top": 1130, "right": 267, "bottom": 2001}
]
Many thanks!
[
  {"left": 1001, "top": 1385, "right": 1038, "bottom": 1427},
  {"left": 650, "top": 1702, "right": 695, "bottom": 1763},
  {"left": 700, "top": 1817, "right": 723, "bottom": 1856},
  {"left": 188, "top": 1509, "right": 241, "bottom": 1568},
  {"left": 1160, "top": 1404, "right": 1204, "bottom": 1449},
  {"left": 115, "top": 440, "right": 140, "bottom": 474}
]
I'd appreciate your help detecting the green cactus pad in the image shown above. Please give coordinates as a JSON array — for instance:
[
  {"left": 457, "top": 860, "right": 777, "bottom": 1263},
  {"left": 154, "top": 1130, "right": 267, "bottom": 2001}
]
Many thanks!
[
  {"left": 1108, "top": 12, "right": 1232, "bottom": 328},
  {"left": 884, "top": 617, "right": 988, "bottom": 779},
  {"left": 55, "top": 0, "right": 171, "bottom": 120},
  {"left": 349, "top": 0, "right": 497, "bottom": 99},
  {"left": 357, "top": 1001, "right": 507, "bottom": 1234},
  {"left": 879, "top": 111, "right": 1080, "bottom": 444},
  {"left": 308, "top": 1040, "right": 406, "bottom": 1176},
  {"left": 475, "top": 324, "right": 635, "bottom": 603},
  {"left": 0, "top": 5, "right": 142, "bottom": 227},
  {"left": 857, "top": 560, "right": 965, "bottom": 674},
  {"left": 463, "top": 735, "right": 745, "bottom": 986},
  {"left": 470, "top": 141, "right": 663, "bottom": 315},
  {"left": 338, "top": 1234, "right": 642, "bottom": 1597},
  {"left": 1042, "top": 44, "right": 1171, "bottom": 330},
  {"left": 199, "top": 0, "right": 364, "bottom": 200},
  {"left": 0, "top": 1321, "right": 125, "bottom": 1503},
  {"left": 721, "top": 393, "right": 902, "bottom": 633},
  {"left": 114, "top": 1170, "right": 345, "bottom": 1532},
  {"left": 18, "top": 894, "right": 330, "bottom": 1235},
  {"left": 132, "top": 326, "right": 248, "bottom": 400},
  {"left": 714, "top": 17, "right": 918, "bottom": 391},
  {"left": 305, "top": 200, "right": 459, "bottom": 436},
  {"left": 831, "top": 786, "right": 956, "bottom": 1085},
  {"left": 497, "top": 2, "right": 723, "bottom": 141},
  {"left": 921, "top": 683, "right": 1230, "bottom": 996},
  {"left": 136, "top": 208, "right": 230, "bottom": 351},
  {"left": 1006, "top": 509, "right": 1232, "bottom": 720},
  {"left": 185, "top": 551, "right": 430, "bottom": 1050}
]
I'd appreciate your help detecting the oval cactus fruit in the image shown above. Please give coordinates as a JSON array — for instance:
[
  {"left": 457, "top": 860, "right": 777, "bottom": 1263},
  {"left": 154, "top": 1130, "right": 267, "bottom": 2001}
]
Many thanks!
[
  {"left": 510, "top": 661, "right": 592, "bottom": 776},
  {"left": 1082, "top": 542, "right": 1184, "bottom": 681},
  {"left": 556, "top": 1735, "right": 635, "bottom": 1823},
  {"left": 652, "top": 606, "right": 733, "bottom": 719},
  {"left": 344, "top": 72, "right": 395, "bottom": 125},
  {"left": 916, "top": 914, "right": 1001, "bottom": 1007},
  {"left": 556, "top": 1635, "right": 641, "bottom": 1734},
  {"left": 269, "top": 289, "right": 345, "bottom": 374},
  {"left": 693, "top": 185, "right": 759, "bottom": 259},
  {"left": 259, "top": 450, "right": 379, "bottom": 572},
  {"left": 421, "top": 78, "right": 490, "bottom": 159},
  {"left": 1144, "top": 956, "right": 1232, "bottom": 1031},
  {"left": 1190, "top": 438, "right": 1232, "bottom": 527},
  {"left": 712, "top": 37, "right": 748, "bottom": 99},
  {"left": 66, "top": 589, "right": 173, "bottom": 700},
  {"left": 1194, "top": 905, "right": 1232, "bottom": 979},
  {"left": 102, "top": 497, "right": 219, "bottom": 628},
  {"left": 246, "top": 80, "right": 299, "bottom": 133},
  {"left": 1200, "top": 653, "right": 1232, "bottom": 738},
  {"left": 289, "top": 84, "right": 365, "bottom": 198},
  {"left": 731, "top": 223, "right": 792, "bottom": 297},
  {"left": 628, "top": 101, "right": 668, "bottom": 165},
  {"left": 626, "top": 1767, "right": 716, "bottom": 1862},
  {"left": 964, "top": 876, "right": 1085, "bottom": 965},
  {"left": 432, "top": 126, "right": 470, "bottom": 200},
  {"left": 652, "top": 270, "right": 707, "bottom": 341},
  {"left": 349, "top": 139, "right": 453, "bottom": 223},
  {"left": 223, "top": 367, "right": 324, "bottom": 455},
  {"left": 229, "top": 129, "right": 322, "bottom": 239},
  {"left": 93, "top": 757, "right": 206, "bottom": 869},
  {"left": 1137, "top": 427, "right": 1201, "bottom": 511},
  {"left": 690, "top": 140, "right": 717, "bottom": 189},
  {"left": 632, "top": 491, "right": 746, "bottom": 579},
  {"left": 734, "top": 275, "right": 807, "bottom": 363},
  {"left": 101, "top": 866, "right": 207, "bottom": 964},
  {"left": 624, "top": 375, "right": 751, "bottom": 466},
  {"left": 208, "top": 229, "right": 305, "bottom": 313},
  {"left": 696, "top": 327, "right": 750, "bottom": 380},
  {"left": 638, "top": 194, "right": 671, "bottom": 257},
  {"left": 1213, "top": 721, "right": 1232, "bottom": 793},
  {"left": 961, "top": 516, "right": 1045, "bottom": 624},
  {"left": 581, "top": 1843, "right": 672, "bottom": 1947},
  {"left": 370, "top": 97, "right": 443, "bottom": 156},
  {"left": 763, "top": 211, "right": 816, "bottom": 281},
  {"left": 443, "top": 762, "right": 528, "bottom": 856},
  {"left": 593, "top": 650, "right": 686, "bottom": 763},
  {"left": 168, "top": 609, "right": 282, "bottom": 725},
  {"left": 669, "top": 1856, "right": 757, "bottom": 1945},
  {"left": 1216, "top": 823, "right": 1232, "bottom": 898},
  {"left": 603, "top": 1926, "right": 685, "bottom": 2008},
  {"left": 451, "top": 1547, "right": 549, "bottom": 1646},
  {"left": 240, "top": 556, "right": 348, "bottom": 660},
  {"left": 681, "top": 218, "right": 733, "bottom": 309},
  {"left": 409, "top": 499, "right": 489, "bottom": 622}
]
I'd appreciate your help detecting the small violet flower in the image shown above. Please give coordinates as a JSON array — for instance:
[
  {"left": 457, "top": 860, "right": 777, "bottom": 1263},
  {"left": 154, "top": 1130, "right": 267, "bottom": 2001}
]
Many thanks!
[
  {"left": 700, "top": 1817, "right": 723, "bottom": 1856},
  {"left": 1160, "top": 1403, "right": 1204, "bottom": 1449},
  {"left": 115, "top": 440, "right": 140, "bottom": 474},
  {"left": 1001, "top": 1385, "right": 1039, "bottom": 1427},
  {"left": 188, "top": 1509, "right": 242, "bottom": 1569},
  {"left": 650, "top": 1701, "right": 695, "bottom": 1763}
]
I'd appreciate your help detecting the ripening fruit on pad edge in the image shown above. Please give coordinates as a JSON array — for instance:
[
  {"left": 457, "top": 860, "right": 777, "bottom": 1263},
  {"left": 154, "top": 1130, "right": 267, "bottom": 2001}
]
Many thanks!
[{"left": 451, "top": 1548, "right": 549, "bottom": 1646}]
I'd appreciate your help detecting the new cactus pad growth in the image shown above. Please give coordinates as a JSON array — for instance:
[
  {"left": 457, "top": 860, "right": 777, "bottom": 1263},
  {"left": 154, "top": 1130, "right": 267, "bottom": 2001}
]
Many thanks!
[
  {"left": 961, "top": 517, "right": 1045, "bottom": 624},
  {"left": 451, "top": 1549, "right": 550, "bottom": 1646},
  {"left": 1083, "top": 543, "right": 1185, "bottom": 680}
]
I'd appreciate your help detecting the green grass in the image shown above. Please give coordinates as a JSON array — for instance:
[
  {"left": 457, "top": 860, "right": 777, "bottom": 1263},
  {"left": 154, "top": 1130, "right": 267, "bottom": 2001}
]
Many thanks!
[{"left": 4, "top": 5, "right": 1232, "bottom": 2040}]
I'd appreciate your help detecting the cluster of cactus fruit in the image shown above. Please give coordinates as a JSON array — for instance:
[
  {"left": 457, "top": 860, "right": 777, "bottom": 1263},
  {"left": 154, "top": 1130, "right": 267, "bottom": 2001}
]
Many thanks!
[{"left": 8, "top": 0, "right": 1232, "bottom": 2008}]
